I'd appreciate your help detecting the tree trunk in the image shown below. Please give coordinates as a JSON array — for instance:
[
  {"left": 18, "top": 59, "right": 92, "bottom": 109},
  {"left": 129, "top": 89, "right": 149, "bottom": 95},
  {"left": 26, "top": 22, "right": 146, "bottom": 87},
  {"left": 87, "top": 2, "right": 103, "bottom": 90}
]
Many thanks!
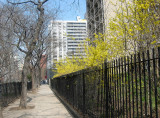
[
  {"left": 0, "top": 80, "right": 3, "bottom": 118},
  {"left": 19, "top": 54, "right": 31, "bottom": 109},
  {"left": 37, "top": 64, "right": 42, "bottom": 87},
  {"left": 0, "top": 104, "right": 3, "bottom": 118},
  {"left": 31, "top": 67, "right": 37, "bottom": 92}
]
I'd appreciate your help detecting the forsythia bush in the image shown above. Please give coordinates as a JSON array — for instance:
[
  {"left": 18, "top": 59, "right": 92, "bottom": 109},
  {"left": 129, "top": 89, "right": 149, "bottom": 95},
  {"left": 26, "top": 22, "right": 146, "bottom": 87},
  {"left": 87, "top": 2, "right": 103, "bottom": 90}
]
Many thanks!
[
  {"left": 53, "top": 33, "right": 125, "bottom": 77},
  {"left": 109, "top": 0, "right": 160, "bottom": 52}
]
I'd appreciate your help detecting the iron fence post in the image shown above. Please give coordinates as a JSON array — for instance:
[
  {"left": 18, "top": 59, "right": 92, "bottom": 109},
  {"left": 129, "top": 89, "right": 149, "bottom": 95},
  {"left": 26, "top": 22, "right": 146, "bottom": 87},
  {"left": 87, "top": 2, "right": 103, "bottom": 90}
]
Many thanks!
[
  {"left": 104, "top": 61, "right": 108, "bottom": 118},
  {"left": 82, "top": 70, "right": 86, "bottom": 117}
]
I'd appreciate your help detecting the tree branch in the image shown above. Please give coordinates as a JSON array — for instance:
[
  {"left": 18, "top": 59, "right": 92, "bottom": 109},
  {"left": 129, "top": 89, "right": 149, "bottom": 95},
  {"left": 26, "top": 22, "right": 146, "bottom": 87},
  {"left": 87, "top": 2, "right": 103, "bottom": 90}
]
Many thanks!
[
  {"left": 17, "top": 36, "right": 27, "bottom": 54},
  {"left": 7, "top": 0, "right": 38, "bottom": 5},
  {"left": 42, "top": 0, "right": 49, "bottom": 4},
  {"left": 7, "top": 0, "right": 49, "bottom": 6}
]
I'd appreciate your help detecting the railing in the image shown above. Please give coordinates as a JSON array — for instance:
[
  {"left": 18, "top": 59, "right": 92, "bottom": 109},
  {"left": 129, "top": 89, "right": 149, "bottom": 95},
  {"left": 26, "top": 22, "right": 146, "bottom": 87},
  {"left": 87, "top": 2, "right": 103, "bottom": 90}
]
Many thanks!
[
  {"left": 0, "top": 81, "right": 32, "bottom": 108},
  {"left": 51, "top": 47, "right": 160, "bottom": 118}
]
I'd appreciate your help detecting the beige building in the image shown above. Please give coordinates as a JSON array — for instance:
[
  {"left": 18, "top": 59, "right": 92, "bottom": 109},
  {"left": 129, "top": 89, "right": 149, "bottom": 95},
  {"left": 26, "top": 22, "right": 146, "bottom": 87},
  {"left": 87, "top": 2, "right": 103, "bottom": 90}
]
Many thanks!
[{"left": 86, "top": 0, "right": 130, "bottom": 39}]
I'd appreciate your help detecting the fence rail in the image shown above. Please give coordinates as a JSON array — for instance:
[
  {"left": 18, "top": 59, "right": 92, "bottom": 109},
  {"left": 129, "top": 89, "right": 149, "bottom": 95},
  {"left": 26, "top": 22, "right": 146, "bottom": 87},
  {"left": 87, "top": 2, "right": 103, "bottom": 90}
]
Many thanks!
[
  {"left": 51, "top": 47, "right": 160, "bottom": 118},
  {"left": 0, "top": 81, "right": 32, "bottom": 108}
]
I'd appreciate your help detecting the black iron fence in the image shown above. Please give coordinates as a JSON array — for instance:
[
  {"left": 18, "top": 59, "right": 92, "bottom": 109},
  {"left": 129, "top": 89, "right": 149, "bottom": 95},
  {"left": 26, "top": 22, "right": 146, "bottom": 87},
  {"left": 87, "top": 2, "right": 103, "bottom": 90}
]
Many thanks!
[
  {"left": 0, "top": 81, "right": 32, "bottom": 108},
  {"left": 51, "top": 48, "right": 160, "bottom": 118}
]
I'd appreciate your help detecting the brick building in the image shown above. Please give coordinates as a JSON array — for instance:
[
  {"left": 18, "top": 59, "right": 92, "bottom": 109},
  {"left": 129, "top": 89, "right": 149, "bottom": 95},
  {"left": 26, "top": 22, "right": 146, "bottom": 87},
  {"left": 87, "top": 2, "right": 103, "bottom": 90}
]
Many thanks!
[{"left": 40, "top": 55, "right": 47, "bottom": 80}]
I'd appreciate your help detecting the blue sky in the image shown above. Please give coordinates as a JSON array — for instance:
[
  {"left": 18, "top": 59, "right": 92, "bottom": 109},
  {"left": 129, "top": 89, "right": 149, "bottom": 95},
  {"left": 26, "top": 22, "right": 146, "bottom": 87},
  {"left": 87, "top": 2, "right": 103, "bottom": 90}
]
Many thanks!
[
  {"left": 47, "top": 0, "right": 86, "bottom": 21},
  {"left": 0, "top": 0, "right": 86, "bottom": 21}
]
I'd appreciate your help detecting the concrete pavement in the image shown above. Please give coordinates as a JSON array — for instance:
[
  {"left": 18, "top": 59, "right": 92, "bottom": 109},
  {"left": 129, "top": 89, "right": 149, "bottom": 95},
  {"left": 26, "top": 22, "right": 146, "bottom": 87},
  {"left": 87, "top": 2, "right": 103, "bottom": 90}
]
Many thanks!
[{"left": 3, "top": 85, "right": 73, "bottom": 118}]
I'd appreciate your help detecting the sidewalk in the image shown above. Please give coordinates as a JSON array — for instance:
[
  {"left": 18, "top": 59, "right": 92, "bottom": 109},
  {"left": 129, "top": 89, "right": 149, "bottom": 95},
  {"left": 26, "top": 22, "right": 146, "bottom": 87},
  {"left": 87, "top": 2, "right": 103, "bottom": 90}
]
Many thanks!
[{"left": 3, "top": 85, "right": 73, "bottom": 118}]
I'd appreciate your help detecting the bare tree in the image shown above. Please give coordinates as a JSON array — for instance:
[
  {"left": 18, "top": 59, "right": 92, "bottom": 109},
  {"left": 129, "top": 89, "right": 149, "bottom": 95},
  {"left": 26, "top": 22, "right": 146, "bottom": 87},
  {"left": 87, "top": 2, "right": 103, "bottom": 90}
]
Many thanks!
[
  {"left": 0, "top": 4, "right": 21, "bottom": 117},
  {"left": 6, "top": 0, "right": 49, "bottom": 109},
  {"left": 0, "top": 4, "right": 19, "bottom": 82},
  {"left": 30, "top": 30, "right": 50, "bottom": 92}
]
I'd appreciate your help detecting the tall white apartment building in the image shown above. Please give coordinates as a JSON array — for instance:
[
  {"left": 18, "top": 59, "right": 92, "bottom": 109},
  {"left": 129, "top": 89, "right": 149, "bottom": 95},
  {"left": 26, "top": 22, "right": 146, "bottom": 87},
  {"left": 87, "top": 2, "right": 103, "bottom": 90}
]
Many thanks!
[{"left": 47, "top": 17, "right": 87, "bottom": 70}]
